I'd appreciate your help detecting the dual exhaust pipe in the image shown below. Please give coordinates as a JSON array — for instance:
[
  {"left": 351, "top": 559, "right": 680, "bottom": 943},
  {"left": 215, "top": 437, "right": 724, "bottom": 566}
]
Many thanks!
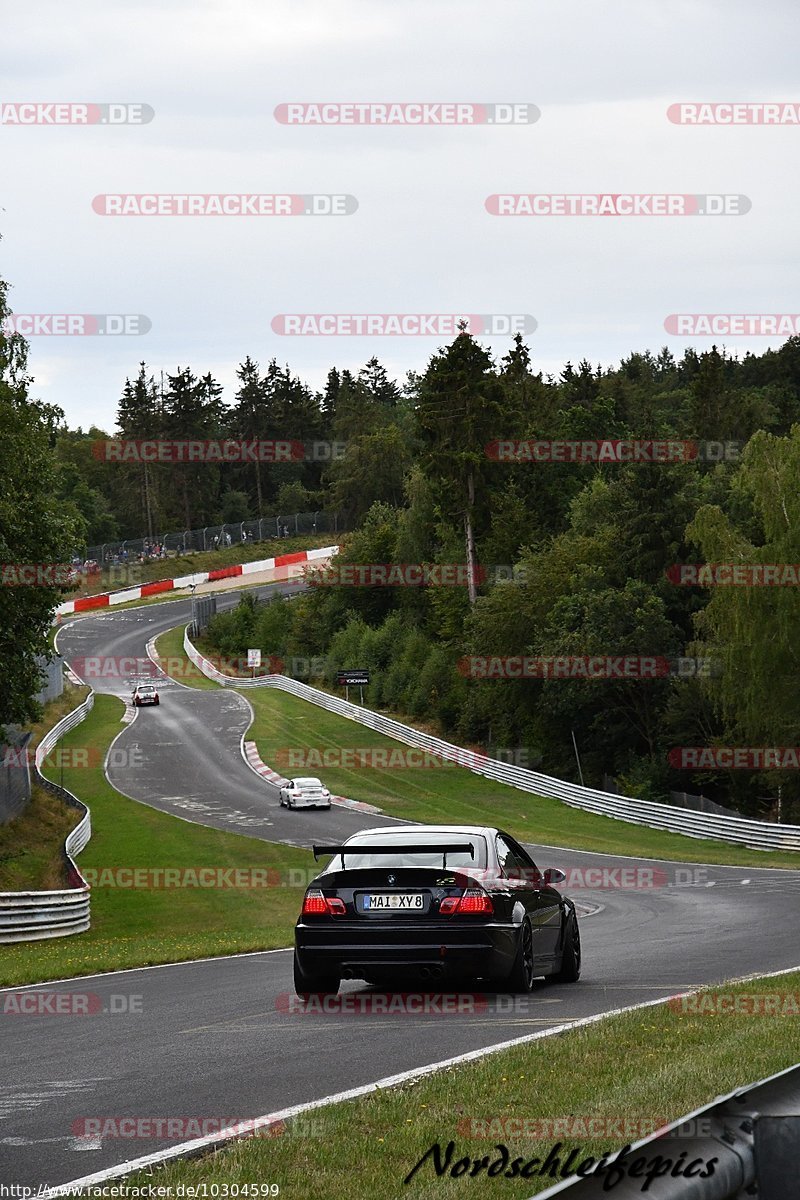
[{"left": 341, "top": 964, "right": 446, "bottom": 980}]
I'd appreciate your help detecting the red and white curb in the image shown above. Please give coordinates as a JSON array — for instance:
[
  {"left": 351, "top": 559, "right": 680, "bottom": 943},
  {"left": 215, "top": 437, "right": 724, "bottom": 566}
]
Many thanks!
[
  {"left": 329, "top": 795, "right": 383, "bottom": 814},
  {"left": 244, "top": 741, "right": 288, "bottom": 787},
  {"left": 243, "top": 741, "right": 382, "bottom": 814},
  {"left": 56, "top": 545, "right": 338, "bottom": 616}
]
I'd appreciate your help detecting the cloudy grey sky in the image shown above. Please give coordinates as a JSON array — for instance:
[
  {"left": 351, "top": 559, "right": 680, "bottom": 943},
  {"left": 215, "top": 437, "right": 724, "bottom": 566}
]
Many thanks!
[{"left": 1, "top": 0, "right": 798, "bottom": 430}]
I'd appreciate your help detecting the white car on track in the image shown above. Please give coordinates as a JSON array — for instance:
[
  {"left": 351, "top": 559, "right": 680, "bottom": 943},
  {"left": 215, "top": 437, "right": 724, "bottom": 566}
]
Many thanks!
[{"left": 280, "top": 777, "right": 332, "bottom": 810}]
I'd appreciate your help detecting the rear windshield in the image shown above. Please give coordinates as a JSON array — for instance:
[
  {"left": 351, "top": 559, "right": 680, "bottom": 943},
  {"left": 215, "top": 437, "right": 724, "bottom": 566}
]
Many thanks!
[
  {"left": 320, "top": 832, "right": 487, "bottom": 872},
  {"left": 295, "top": 778, "right": 322, "bottom": 788}
]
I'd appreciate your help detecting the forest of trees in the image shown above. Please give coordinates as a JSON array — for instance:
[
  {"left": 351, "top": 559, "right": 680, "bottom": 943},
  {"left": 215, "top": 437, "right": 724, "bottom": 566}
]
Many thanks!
[
  {"left": 5, "top": 250, "right": 800, "bottom": 818},
  {"left": 54, "top": 356, "right": 409, "bottom": 546},
  {"left": 198, "top": 332, "right": 800, "bottom": 822}
]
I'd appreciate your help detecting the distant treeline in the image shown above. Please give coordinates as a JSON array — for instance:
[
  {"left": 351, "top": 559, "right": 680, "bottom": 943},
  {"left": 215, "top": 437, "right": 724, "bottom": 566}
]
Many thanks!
[
  {"left": 54, "top": 356, "right": 407, "bottom": 543},
  {"left": 198, "top": 333, "right": 800, "bottom": 821}
]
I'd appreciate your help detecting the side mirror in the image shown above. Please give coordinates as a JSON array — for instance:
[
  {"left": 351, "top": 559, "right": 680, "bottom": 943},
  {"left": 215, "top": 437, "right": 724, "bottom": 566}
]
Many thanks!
[{"left": 543, "top": 867, "right": 566, "bottom": 886}]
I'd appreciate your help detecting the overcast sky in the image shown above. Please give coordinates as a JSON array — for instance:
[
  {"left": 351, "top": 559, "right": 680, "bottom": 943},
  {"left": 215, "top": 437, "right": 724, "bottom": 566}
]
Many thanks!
[{"left": 1, "top": 0, "right": 798, "bottom": 431}]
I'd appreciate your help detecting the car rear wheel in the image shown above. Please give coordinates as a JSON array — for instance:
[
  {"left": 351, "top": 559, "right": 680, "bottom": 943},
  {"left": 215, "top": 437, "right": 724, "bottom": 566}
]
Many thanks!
[
  {"left": 506, "top": 918, "right": 535, "bottom": 993},
  {"left": 553, "top": 913, "right": 581, "bottom": 983},
  {"left": 293, "top": 950, "right": 339, "bottom": 998}
]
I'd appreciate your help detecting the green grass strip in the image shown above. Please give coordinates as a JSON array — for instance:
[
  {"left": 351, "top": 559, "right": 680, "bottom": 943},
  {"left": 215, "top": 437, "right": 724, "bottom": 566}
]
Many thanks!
[
  {"left": 154, "top": 624, "right": 219, "bottom": 690},
  {"left": 126, "top": 969, "right": 800, "bottom": 1199},
  {"left": 0, "top": 694, "right": 313, "bottom": 987},
  {"left": 244, "top": 686, "right": 800, "bottom": 869}
]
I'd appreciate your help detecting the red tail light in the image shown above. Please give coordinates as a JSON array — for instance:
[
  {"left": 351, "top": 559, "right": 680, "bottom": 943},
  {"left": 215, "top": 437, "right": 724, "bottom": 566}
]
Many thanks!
[
  {"left": 302, "top": 889, "right": 346, "bottom": 916},
  {"left": 302, "top": 890, "right": 327, "bottom": 915},
  {"left": 458, "top": 890, "right": 494, "bottom": 914},
  {"left": 440, "top": 889, "right": 494, "bottom": 916}
]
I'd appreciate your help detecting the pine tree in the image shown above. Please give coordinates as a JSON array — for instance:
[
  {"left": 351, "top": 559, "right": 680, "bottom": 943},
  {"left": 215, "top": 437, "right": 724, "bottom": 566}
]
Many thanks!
[{"left": 415, "top": 329, "right": 512, "bottom": 605}]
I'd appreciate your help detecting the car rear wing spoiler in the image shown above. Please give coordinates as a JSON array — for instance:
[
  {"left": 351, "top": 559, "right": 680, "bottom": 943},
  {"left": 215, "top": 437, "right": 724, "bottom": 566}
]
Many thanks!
[{"left": 312, "top": 843, "right": 476, "bottom": 868}]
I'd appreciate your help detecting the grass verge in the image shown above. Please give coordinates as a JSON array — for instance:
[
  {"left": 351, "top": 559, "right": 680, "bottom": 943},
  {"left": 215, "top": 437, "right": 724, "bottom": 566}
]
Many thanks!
[
  {"left": 27, "top": 682, "right": 92, "bottom": 753},
  {"left": 0, "top": 784, "right": 77, "bottom": 890},
  {"left": 126, "top": 969, "right": 800, "bottom": 1199},
  {"left": 0, "top": 693, "right": 314, "bottom": 987},
  {"left": 0, "top": 682, "right": 91, "bottom": 890},
  {"left": 241, "top": 686, "right": 800, "bottom": 869},
  {"left": 154, "top": 624, "right": 219, "bottom": 690},
  {"left": 157, "top": 626, "right": 800, "bottom": 869}
]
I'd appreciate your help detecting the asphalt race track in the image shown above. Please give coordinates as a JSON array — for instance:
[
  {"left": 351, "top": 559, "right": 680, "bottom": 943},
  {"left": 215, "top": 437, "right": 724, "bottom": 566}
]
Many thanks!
[
  {"left": 56, "top": 585, "right": 402, "bottom": 845},
  {"left": 4, "top": 588, "right": 800, "bottom": 1189}
]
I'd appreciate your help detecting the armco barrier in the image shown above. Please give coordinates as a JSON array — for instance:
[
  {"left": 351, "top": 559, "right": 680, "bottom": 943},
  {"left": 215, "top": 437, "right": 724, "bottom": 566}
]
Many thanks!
[
  {"left": 184, "top": 630, "right": 800, "bottom": 852},
  {"left": 55, "top": 545, "right": 339, "bottom": 616},
  {"left": 0, "top": 694, "right": 93, "bottom": 943},
  {"left": 534, "top": 1061, "right": 800, "bottom": 1199}
]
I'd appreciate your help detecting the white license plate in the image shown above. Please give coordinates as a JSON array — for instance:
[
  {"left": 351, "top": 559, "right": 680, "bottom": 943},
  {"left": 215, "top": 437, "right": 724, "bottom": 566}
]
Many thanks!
[{"left": 363, "top": 893, "right": 424, "bottom": 911}]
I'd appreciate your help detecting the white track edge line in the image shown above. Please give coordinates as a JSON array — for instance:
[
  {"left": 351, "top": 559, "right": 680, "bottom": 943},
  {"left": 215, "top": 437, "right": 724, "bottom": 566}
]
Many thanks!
[
  {"left": 43, "top": 961, "right": 800, "bottom": 1196},
  {"left": 0, "top": 948, "right": 292, "bottom": 992},
  {"left": 525, "top": 838, "right": 800, "bottom": 874}
]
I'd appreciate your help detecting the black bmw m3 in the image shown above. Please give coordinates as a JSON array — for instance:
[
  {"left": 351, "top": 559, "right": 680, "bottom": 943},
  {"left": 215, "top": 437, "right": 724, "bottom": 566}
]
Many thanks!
[{"left": 293, "top": 824, "right": 581, "bottom": 996}]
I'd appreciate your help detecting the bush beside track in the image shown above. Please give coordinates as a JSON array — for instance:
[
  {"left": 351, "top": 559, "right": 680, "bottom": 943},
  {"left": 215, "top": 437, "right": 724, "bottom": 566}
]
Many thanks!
[
  {"left": 0, "top": 694, "right": 316, "bottom": 987},
  {"left": 124, "top": 969, "right": 800, "bottom": 1200}
]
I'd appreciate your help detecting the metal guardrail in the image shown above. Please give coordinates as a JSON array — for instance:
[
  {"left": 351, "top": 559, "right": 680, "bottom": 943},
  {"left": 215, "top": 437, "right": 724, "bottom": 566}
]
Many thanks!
[
  {"left": 184, "top": 629, "right": 800, "bottom": 852},
  {"left": 534, "top": 1061, "right": 800, "bottom": 1199},
  {"left": 0, "top": 694, "right": 93, "bottom": 943}
]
